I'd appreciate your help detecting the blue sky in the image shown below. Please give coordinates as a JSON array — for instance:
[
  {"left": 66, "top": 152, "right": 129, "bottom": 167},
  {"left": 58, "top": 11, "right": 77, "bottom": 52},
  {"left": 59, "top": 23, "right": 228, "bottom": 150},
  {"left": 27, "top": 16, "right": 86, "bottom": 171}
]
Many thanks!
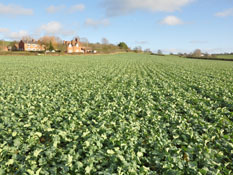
[{"left": 0, "top": 0, "right": 233, "bottom": 53}]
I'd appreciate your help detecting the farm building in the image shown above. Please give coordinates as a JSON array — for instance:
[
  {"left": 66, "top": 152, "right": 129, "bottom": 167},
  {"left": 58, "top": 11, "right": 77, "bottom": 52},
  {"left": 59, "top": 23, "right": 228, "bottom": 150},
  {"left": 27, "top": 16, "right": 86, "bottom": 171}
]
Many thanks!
[
  {"left": 63, "top": 38, "right": 84, "bottom": 53},
  {"left": 0, "top": 46, "right": 8, "bottom": 51},
  {"left": 19, "top": 40, "right": 45, "bottom": 51},
  {"left": 7, "top": 44, "right": 18, "bottom": 51}
]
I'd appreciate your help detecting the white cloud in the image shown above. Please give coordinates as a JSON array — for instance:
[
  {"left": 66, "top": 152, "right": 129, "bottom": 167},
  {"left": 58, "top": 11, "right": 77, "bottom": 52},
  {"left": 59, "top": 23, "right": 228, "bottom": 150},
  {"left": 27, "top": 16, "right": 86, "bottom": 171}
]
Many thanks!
[
  {"left": 46, "top": 4, "right": 85, "bottom": 14},
  {"left": 46, "top": 5, "right": 65, "bottom": 14},
  {"left": 215, "top": 8, "right": 233, "bottom": 17},
  {"left": 8, "top": 30, "right": 29, "bottom": 40},
  {"left": 160, "top": 16, "right": 183, "bottom": 25},
  {"left": 0, "top": 3, "right": 33, "bottom": 15},
  {"left": 135, "top": 41, "right": 149, "bottom": 45},
  {"left": 85, "top": 18, "right": 110, "bottom": 28},
  {"left": 190, "top": 40, "right": 208, "bottom": 44},
  {"left": 0, "top": 29, "right": 28, "bottom": 40},
  {"left": 0, "top": 28, "right": 10, "bottom": 33},
  {"left": 40, "top": 21, "right": 62, "bottom": 34},
  {"left": 60, "top": 29, "right": 76, "bottom": 36},
  {"left": 39, "top": 21, "right": 75, "bottom": 36},
  {"left": 70, "top": 4, "right": 85, "bottom": 12},
  {"left": 0, "top": 28, "right": 29, "bottom": 40},
  {"left": 102, "top": 0, "right": 194, "bottom": 16}
]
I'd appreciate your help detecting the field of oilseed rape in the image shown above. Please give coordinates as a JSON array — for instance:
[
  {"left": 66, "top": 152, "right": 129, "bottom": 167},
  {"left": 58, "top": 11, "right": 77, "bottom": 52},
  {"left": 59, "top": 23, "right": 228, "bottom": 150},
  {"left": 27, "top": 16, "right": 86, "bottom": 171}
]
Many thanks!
[{"left": 0, "top": 53, "right": 232, "bottom": 174}]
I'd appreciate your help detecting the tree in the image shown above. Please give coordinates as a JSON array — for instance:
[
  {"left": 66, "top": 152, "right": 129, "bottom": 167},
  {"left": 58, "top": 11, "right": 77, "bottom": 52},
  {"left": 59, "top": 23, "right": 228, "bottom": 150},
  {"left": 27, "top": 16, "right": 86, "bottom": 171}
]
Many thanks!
[
  {"left": 133, "top": 46, "right": 142, "bottom": 53},
  {"left": 118, "top": 42, "right": 128, "bottom": 50},
  {"left": 10, "top": 41, "right": 17, "bottom": 47},
  {"left": 39, "top": 36, "right": 62, "bottom": 50},
  {"left": 48, "top": 41, "right": 54, "bottom": 51},
  {"left": 204, "top": 52, "right": 209, "bottom": 57},
  {"left": 0, "top": 40, "right": 5, "bottom": 51},
  {"left": 21, "top": 35, "right": 33, "bottom": 42},
  {"left": 80, "top": 37, "right": 89, "bottom": 47},
  {"left": 144, "top": 48, "right": 152, "bottom": 54},
  {"left": 101, "top": 38, "right": 109, "bottom": 45},
  {"left": 144, "top": 48, "right": 152, "bottom": 53},
  {"left": 157, "top": 49, "right": 163, "bottom": 55},
  {"left": 178, "top": 52, "right": 183, "bottom": 56},
  {"left": 192, "top": 49, "right": 202, "bottom": 57},
  {"left": 56, "top": 43, "right": 66, "bottom": 52}
]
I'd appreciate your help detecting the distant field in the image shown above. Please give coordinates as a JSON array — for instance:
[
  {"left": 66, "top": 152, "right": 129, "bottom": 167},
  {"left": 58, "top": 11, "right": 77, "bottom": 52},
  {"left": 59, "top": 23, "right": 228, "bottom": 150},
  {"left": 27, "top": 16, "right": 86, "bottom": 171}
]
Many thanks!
[
  {"left": 0, "top": 53, "right": 232, "bottom": 174},
  {"left": 216, "top": 54, "right": 233, "bottom": 59}
]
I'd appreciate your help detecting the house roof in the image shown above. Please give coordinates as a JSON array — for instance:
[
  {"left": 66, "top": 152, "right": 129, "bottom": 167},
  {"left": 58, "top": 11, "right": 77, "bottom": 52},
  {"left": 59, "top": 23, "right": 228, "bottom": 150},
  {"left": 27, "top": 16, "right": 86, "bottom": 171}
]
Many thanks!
[
  {"left": 24, "top": 41, "right": 39, "bottom": 44},
  {"left": 21, "top": 39, "right": 39, "bottom": 44},
  {"left": 63, "top": 38, "right": 81, "bottom": 46}
]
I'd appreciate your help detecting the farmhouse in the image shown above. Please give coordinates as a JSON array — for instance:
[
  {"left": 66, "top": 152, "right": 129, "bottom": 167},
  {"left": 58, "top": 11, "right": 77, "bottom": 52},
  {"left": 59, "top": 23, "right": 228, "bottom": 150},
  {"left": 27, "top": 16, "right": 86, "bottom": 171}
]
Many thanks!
[
  {"left": 0, "top": 46, "right": 8, "bottom": 51},
  {"left": 19, "top": 40, "right": 45, "bottom": 51},
  {"left": 63, "top": 38, "right": 84, "bottom": 53},
  {"left": 7, "top": 44, "right": 18, "bottom": 51}
]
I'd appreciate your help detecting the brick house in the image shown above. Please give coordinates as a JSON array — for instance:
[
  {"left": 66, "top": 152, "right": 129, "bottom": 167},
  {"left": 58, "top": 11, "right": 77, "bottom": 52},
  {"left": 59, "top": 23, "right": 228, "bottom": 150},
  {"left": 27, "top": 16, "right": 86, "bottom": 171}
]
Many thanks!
[
  {"left": 7, "top": 44, "right": 18, "bottom": 51},
  {"left": 0, "top": 46, "right": 8, "bottom": 51},
  {"left": 18, "top": 40, "right": 25, "bottom": 51},
  {"left": 19, "top": 40, "right": 45, "bottom": 51},
  {"left": 63, "top": 38, "right": 84, "bottom": 53}
]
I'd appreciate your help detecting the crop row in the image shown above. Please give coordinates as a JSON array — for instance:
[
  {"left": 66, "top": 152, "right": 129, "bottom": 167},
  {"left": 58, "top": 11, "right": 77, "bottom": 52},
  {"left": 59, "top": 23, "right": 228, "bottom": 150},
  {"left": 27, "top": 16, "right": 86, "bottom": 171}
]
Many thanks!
[{"left": 0, "top": 54, "right": 232, "bottom": 174}]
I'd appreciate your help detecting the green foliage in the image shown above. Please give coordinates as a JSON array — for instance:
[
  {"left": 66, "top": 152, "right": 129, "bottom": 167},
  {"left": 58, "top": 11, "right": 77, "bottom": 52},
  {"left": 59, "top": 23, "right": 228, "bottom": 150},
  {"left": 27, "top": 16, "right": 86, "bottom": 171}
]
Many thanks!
[
  {"left": 157, "top": 49, "right": 163, "bottom": 55},
  {"left": 9, "top": 41, "right": 17, "bottom": 47},
  {"left": 0, "top": 53, "right": 232, "bottom": 174},
  {"left": 88, "top": 43, "right": 123, "bottom": 54},
  {"left": 48, "top": 41, "right": 54, "bottom": 51},
  {"left": 215, "top": 54, "right": 233, "bottom": 59},
  {"left": 56, "top": 43, "right": 66, "bottom": 53},
  {"left": 118, "top": 42, "right": 129, "bottom": 50}
]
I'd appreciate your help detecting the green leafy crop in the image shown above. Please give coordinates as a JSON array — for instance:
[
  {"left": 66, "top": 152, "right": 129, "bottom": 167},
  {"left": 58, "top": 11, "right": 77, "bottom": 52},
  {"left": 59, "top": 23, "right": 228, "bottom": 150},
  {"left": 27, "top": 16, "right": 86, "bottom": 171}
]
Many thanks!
[{"left": 0, "top": 53, "right": 232, "bottom": 174}]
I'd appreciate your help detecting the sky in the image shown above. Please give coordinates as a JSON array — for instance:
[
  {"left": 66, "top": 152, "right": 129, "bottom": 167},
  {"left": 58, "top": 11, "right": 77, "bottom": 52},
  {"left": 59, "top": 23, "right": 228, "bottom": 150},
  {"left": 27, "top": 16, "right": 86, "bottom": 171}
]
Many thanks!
[{"left": 0, "top": 0, "right": 233, "bottom": 53}]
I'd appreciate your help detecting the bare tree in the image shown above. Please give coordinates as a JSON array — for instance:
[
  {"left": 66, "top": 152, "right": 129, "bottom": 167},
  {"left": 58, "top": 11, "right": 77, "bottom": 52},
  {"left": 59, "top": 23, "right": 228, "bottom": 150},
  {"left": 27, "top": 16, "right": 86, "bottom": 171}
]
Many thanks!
[
  {"left": 192, "top": 49, "right": 202, "bottom": 57},
  {"left": 157, "top": 49, "right": 163, "bottom": 55},
  {"left": 133, "top": 46, "right": 142, "bottom": 53},
  {"left": 39, "top": 36, "right": 62, "bottom": 50},
  {"left": 21, "top": 35, "right": 33, "bottom": 42},
  {"left": 101, "top": 37, "right": 109, "bottom": 45},
  {"left": 80, "top": 37, "right": 89, "bottom": 47},
  {"left": 144, "top": 48, "right": 151, "bottom": 53}
]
